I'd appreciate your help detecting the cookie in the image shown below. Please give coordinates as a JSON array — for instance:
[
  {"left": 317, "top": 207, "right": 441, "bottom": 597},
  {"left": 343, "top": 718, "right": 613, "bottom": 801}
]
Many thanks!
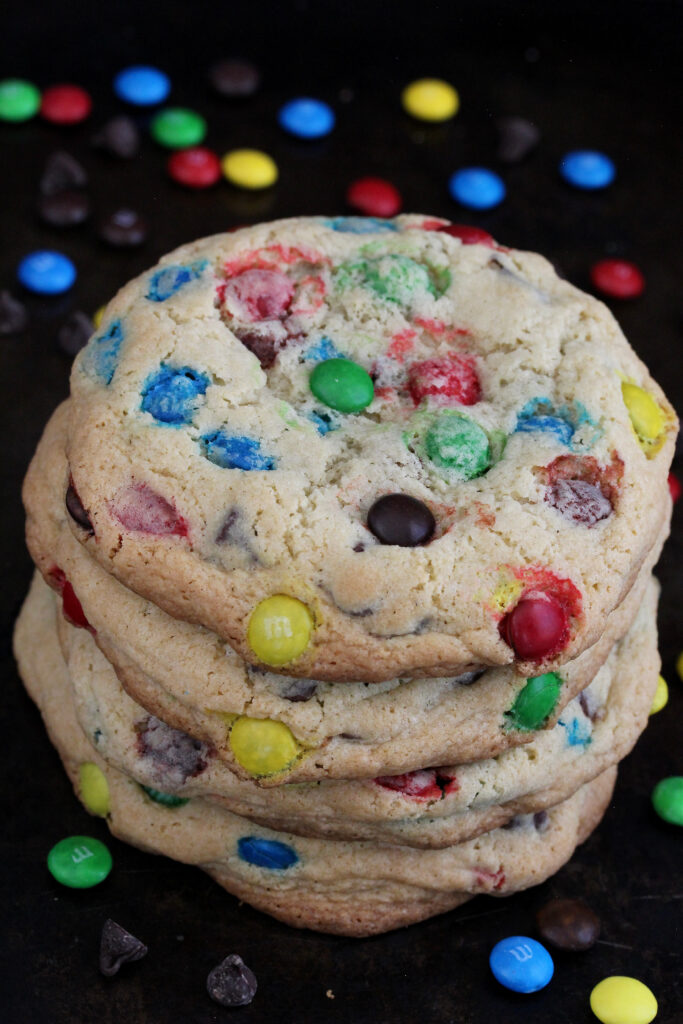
[
  {"left": 26, "top": 404, "right": 665, "bottom": 784},
  {"left": 13, "top": 580, "right": 617, "bottom": 937},
  {"left": 50, "top": 571, "right": 658, "bottom": 847},
  {"left": 61, "top": 216, "right": 675, "bottom": 681}
]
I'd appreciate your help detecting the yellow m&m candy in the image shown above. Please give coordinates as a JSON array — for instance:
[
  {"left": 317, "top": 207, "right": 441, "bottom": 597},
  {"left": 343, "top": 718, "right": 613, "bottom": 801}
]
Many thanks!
[
  {"left": 229, "top": 716, "right": 301, "bottom": 777},
  {"left": 221, "top": 148, "right": 278, "bottom": 189},
  {"left": 590, "top": 976, "right": 657, "bottom": 1024},
  {"left": 621, "top": 381, "right": 665, "bottom": 451},
  {"left": 401, "top": 78, "right": 460, "bottom": 122},
  {"left": 247, "top": 594, "right": 313, "bottom": 666},
  {"left": 79, "top": 762, "right": 110, "bottom": 817},
  {"left": 649, "top": 675, "right": 668, "bottom": 715}
]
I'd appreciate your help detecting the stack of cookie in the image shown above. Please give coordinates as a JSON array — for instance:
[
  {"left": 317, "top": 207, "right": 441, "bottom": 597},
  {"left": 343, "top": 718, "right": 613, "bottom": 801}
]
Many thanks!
[{"left": 15, "top": 216, "right": 676, "bottom": 936}]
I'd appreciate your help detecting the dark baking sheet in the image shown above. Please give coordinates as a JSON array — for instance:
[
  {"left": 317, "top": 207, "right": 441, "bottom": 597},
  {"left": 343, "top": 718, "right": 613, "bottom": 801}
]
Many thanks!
[{"left": 2, "top": 3, "right": 682, "bottom": 1021}]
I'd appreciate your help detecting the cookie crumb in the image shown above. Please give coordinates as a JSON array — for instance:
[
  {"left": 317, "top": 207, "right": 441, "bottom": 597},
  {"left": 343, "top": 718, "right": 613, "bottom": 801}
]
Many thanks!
[{"left": 326, "top": 989, "right": 335, "bottom": 999}]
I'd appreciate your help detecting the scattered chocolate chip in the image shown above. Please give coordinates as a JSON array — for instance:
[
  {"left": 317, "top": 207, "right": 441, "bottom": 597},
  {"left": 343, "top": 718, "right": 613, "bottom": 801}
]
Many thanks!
[
  {"left": 208, "top": 58, "right": 261, "bottom": 98},
  {"left": 136, "top": 715, "right": 208, "bottom": 786},
  {"left": 453, "top": 668, "right": 486, "bottom": 686},
  {"left": 547, "top": 478, "right": 613, "bottom": 526},
  {"left": 58, "top": 311, "right": 94, "bottom": 357},
  {"left": 533, "top": 810, "right": 550, "bottom": 833},
  {"left": 38, "top": 189, "right": 91, "bottom": 228},
  {"left": 207, "top": 954, "right": 257, "bottom": 1007},
  {"left": 92, "top": 115, "right": 141, "bottom": 159},
  {"left": 496, "top": 115, "right": 540, "bottom": 163},
  {"left": 40, "top": 150, "right": 88, "bottom": 195},
  {"left": 279, "top": 679, "right": 318, "bottom": 702},
  {"left": 99, "top": 919, "right": 148, "bottom": 977},
  {"left": 66, "top": 481, "right": 94, "bottom": 533},
  {"left": 536, "top": 897, "right": 601, "bottom": 951},
  {"left": 0, "top": 290, "right": 28, "bottom": 335},
  {"left": 367, "top": 494, "right": 435, "bottom": 547},
  {"left": 234, "top": 329, "right": 281, "bottom": 369},
  {"left": 98, "top": 208, "right": 148, "bottom": 247}
]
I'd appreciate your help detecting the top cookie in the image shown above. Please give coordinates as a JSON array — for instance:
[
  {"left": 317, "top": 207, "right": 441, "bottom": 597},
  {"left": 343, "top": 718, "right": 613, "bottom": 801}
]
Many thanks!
[{"left": 65, "top": 215, "right": 675, "bottom": 681}]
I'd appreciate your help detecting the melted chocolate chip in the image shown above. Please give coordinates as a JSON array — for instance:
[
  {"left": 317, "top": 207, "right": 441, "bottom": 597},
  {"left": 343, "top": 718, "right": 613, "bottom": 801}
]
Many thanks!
[
  {"left": 496, "top": 115, "right": 541, "bottom": 163},
  {"left": 207, "top": 954, "right": 257, "bottom": 1008},
  {"left": 279, "top": 679, "right": 318, "bottom": 702},
  {"left": 40, "top": 150, "right": 88, "bottom": 195},
  {"left": 0, "top": 290, "right": 28, "bottom": 335},
  {"left": 536, "top": 898, "right": 601, "bottom": 951},
  {"left": 579, "top": 690, "right": 605, "bottom": 723},
  {"left": 98, "top": 208, "right": 148, "bottom": 247},
  {"left": 547, "top": 478, "right": 613, "bottom": 526},
  {"left": 99, "top": 919, "right": 148, "bottom": 977},
  {"left": 234, "top": 329, "right": 281, "bottom": 369},
  {"left": 66, "top": 482, "right": 94, "bottom": 533},
  {"left": 136, "top": 716, "right": 208, "bottom": 786},
  {"left": 38, "top": 189, "right": 91, "bottom": 227},
  {"left": 533, "top": 810, "right": 550, "bottom": 833},
  {"left": 367, "top": 493, "right": 435, "bottom": 547},
  {"left": 58, "top": 311, "right": 94, "bottom": 357},
  {"left": 92, "top": 116, "right": 141, "bottom": 159},
  {"left": 353, "top": 543, "right": 366, "bottom": 553}
]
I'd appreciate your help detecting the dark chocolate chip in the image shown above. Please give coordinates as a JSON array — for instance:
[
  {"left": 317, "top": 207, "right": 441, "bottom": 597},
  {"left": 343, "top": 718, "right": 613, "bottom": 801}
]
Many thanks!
[
  {"left": 579, "top": 689, "right": 605, "bottom": 723},
  {"left": 66, "top": 482, "right": 94, "bottom": 533},
  {"left": 99, "top": 919, "right": 148, "bottom": 977},
  {"left": 208, "top": 58, "right": 261, "bottom": 98},
  {"left": 352, "top": 543, "right": 365, "bottom": 553},
  {"left": 135, "top": 716, "right": 208, "bottom": 786},
  {"left": 533, "top": 810, "right": 550, "bottom": 832},
  {"left": 92, "top": 116, "right": 141, "bottom": 159},
  {"left": 547, "top": 478, "right": 612, "bottom": 527},
  {"left": 234, "top": 329, "right": 281, "bottom": 369},
  {"left": 40, "top": 151, "right": 88, "bottom": 195},
  {"left": 58, "top": 311, "right": 94, "bottom": 357},
  {"left": 98, "top": 208, "right": 148, "bottom": 247},
  {"left": 207, "top": 954, "right": 257, "bottom": 1007},
  {"left": 279, "top": 679, "right": 318, "bottom": 702},
  {"left": 502, "top": 814, "right": 525, "bottom": 830},
  {"left": 0, "top": 290, "right": 28, "bottom": 335},
  {"left": 38, "top": 189, "right": 91, "bottom": 228},
  {"left": 536, "top": 897, "right": 601, "bottom": 951},
  {"left": 367, "top": 493, "right": 435, "bottom": 547},
  {"left": 496, "top": 116, "right": 540, "bottom": 163},
  {"left": 453, "top": 668, "right": 486, "bottom": 686}
]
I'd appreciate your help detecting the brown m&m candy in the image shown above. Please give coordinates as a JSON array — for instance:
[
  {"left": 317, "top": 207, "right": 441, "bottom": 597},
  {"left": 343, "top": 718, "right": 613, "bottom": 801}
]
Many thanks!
[
  {"left": 367, "top": 494, "right": 435, "bottom": 546},
  {"left": 536, "top": 897, "right": 601, "bottom": 951}
]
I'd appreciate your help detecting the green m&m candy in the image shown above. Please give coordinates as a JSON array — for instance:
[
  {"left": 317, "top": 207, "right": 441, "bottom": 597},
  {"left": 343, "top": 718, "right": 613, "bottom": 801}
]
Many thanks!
[
  {"left": 141, "top": 785, "right": 189, "bottom": 808},
  {"left": 0, "top": 78, "right": 41, "bottom": 122},
  {"left": 47, "top": 835, "right": 112, "bottom": 888},
  {"left": 309, "top": 357, "right": 374, "bottom": 413},
  {"left": 505, "top": 672, "right": 563, "bottom": 731},
  {"left": 425, "top": 411, "right": 491, "bottom": 479},
  {"left": 651, "top": 776, "right": 683, "bottom": 826},
  {"left": 150, "top": 107, "right": 207, "bottom": 148}
]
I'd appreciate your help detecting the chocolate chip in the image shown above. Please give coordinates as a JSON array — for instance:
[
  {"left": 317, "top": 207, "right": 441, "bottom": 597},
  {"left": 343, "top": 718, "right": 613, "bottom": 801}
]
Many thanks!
[
  {"left": 135, "top": 716, "right": 208, "bottom": 786},
  {"left": 99, "top": 919, "right": 148, "bottom": 977},
  {"left": 547, "top": 478, "right": 613, "bottom": 526},
  {"left": 40, "top": 151, "right": 88, "bottom": 195},
  {"left": 208, "top": 58, "right": 261, "bottom": 98},
  {"left": 207, "top": 954, "right": 257, "bottom": 1007},
  {"left": 58, "top": 311, "right": 94, "bottom": 357},
  {"left": 66, "top": 481, "right": 94, "bottom": 533},
  {"left": 279, "top": 679, "right": 318, "bottom": 702},
  {"left": 234, "top": 328, "right": 281, "bottom": 369},
  {"left": 367, "top": 494, "right": 435, "bottom": 547},
  {"left": 38, "top": 189, "right": 91, "bottom": 227},
  {"left": 536, "top": 898, "right": 601, "bottom": 951},
  {"left": 453, "top": 668, "right": 486, "bottom": 686},
  {"left": 579, "top": 689, "right": 606, "bottom": 723},
  {"left": 533, "top": 810, "right": 550, "bottom": 832},
  {"left": 0, "top": 290, "right": 28, "bottom": 335},
  {"left": 92, "top": 116, "right": 141, "bottom": 159},
  {"left": 352, "top": 543, "right": 365, "bottom": 553},
  {"left": 496, "top": 116, "right": 540, "bottom": 163},
  {"left": 98, "top": 208, "right": 148, "bottom": 247}
]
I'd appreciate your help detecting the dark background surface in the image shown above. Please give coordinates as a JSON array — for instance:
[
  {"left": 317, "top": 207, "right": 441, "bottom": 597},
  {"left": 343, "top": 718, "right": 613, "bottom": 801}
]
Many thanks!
[{"left": 1, "top": 2, "right": 681, "bottom": 1021}]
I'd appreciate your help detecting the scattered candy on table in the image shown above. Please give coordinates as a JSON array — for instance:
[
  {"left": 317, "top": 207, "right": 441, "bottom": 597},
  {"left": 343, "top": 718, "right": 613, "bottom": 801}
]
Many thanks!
[
  {"left": 40, "top": 151, "right": 88, "bottom": 195},
  {"left": 535, "top": 897, "right": 601, "bottom": 951},
  {"left": 98, "top": 209, "right": 148, "bottom": 247},
  {"left": 0, "top": 78, "right": 41, "bottom": 122},
  {"left": 150, "top": 107, "right": 207, "bottom": 148},
  {"left": 449, "top": 167, "right": 506, "bottom": 209},
  {"left": 496, "top": 115, "right": 540, "bottom": 162},
  {"left": 401, "top": 78, "right": 459, "bottom": 121},
  {"left": 346, "top": 177, "right": 402, "bottom": 217},
  {"left": 590, "top": 259, "right": 645, "bottom": 299},
  {"left": 0, "top": 290, "right": 28, "bottom": 334},
  {"left": 207, "top": 954, "right": 258, "bottom": 1007},
  {"left": 167, "top": 146, "right": 221, "bottom": 188},
  {"left": 229, "top": 715, "right": 301, "bottom": 775},
  {"left": 278, "top": 97, "right": 335, "bottom": 139},
  {"left": 589, "top": 976, "right": 658, "bottom": 1024},
  {"left": 47, "top": 835, "right": 112, "bottom": 888},
  {"left": 560, "top": 150, "right": 616, "bottom": 190},
  {"left": 113, "top": 65, "right": 170, "bottom": 106},
  {"left": 247, "top": 594, "right": 314, "bottom": 667},
  {"left": 17, "top": 250, "right": 76, "bottom": 295},
  {"left": 677, "top": 651, "right": 683, "bottom": 683},
  {"left": 309, "top": 357, "right": 375, "bottom": 413},
  {"left": 667, "top": 472, "right": 681, "bottom": 503},
  {"left": 649, "top": 675, "right": 668, "bottom": 715},
  {"left": 92, "top": 115, "right": 141, "bottom": 159},
  {"left": 208, "top": 58, "right": 261, "bottom": 98},
  {"left": 40, "top": 84, "right": 92, "bottom": 125},
  {"left": 489, "top": 935, "right": 554, "bottom": 993},
  {"left": 651, "top": 776, "right": 683, "bottom": 826},
  {"left": 38, "top": 190, "right": 90, "bottom": 228},
  {"left": 221, "top": 148, "right": 278, "bottom": 189},
  {"left": 99, "top": 919, "right": 148, "bottom": 977}
]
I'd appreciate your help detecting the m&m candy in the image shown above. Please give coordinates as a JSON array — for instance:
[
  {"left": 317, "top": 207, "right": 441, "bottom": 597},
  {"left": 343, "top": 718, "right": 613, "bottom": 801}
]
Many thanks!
[
  {"left": 47, "top": 836, "right": 112, "bottom": 888},
  {"left": 247, "top": 595, "right": 313, "bottom": 666},
  {"left": 651, "top": 776, "right": 683, "bottom": 826},
  {"left": 168, "top": 147, "right": 221, "bottom": 188},
  {"left": 18, "top": 251, "right": 76, "bottom": 295},
  {"left": 499, "top": 594, "right": 569, "bottom": 660},
  {"left": 649, "top": 675, "right": 668, "bottom": 715},
  {"left": 489, "top": 935, "right": 554, "bottom": 993},
  {"left": 621, "top": 382, "right": 665, "bottom": 449},
  {"left": 278, "top": 97, "right": 335, "bottom": 138},
  {"left": 0, "top": 78, "right": 41, "bottom": 122},
  {"left": 590, "top": 976, "right": 657, "bottom": 1024},
  {"left": 221, "top": 148, "right": 278, "bottom": 189},
  {"left": 113, "top": 65, "right": 170, "bottom": 106},
  {"left": 230, "top": 716, "right": 301, "bottom": 776},
  {"left": 367, "top": 494, "right": 436, "bottom": 547},
  {"left": 591, "top": 259, "right": 645, "bottom": 299},
  {"left": 40, "top": 84, "right": 92, "bottom": 125},
  {"left": 560, "top": 150, "right": 615, "bottom": 190},
  {"left": 449, "top": 168, "right": 505, "bottom": 210},
  {"left": 346, "top": 177, "right": 402, "bottom": 217},
  {"left": 505, "top": 673, "right": 562, "bottom": 730},
  {"left": 309, "top": 358, "right": 374, "bottom": 413},
  {"left": 151, "top": 108, "right": 206, "bottom": 148},
  {"left": 401, "top": 78, "right": 459, "bottom": 122},
  {"left": 79, "top": 762, "right": 110, "bottom": 817}
]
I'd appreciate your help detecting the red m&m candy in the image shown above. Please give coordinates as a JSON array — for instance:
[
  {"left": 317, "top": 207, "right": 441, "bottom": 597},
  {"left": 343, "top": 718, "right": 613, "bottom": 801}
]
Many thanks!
[
  {"left": 408, "top": 352, "right": 481, "bottom": 406},
  {"left": 346, "top": 177, "right": 402, "bottom": 218},
  {"left": 590, "top": 259, "right": 645, "bottom": 299},
  {"left": 437, "top": 224, "right": 495, "bottom": 247},
  {"left": 669, "top": 472, "right": 681, "bottom": 503},
  {"left": 168, "top": 147, "right": 221, "bottom": 188},
  {"left": 499, "top": 594, "right": 569, "bottom": 660},
  {"left": 40, "top": 84, "right": 92, "bottom": 125}
]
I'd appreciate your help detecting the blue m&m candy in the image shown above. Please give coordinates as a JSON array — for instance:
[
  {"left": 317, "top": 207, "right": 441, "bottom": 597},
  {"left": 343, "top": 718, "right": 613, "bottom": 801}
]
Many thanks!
[
  {"left": 559, "top": 150, "right": 615, "bottom": 190},
  {"left": 449, "top": 168, "right": 506, "bottom": 210},
  {"left": 113, "top": 66, "right": 171, "bottom": 106},
  {"left": 489, "top": 935, "right": 554, "bottom": 993},
  {"left": 18, "top": 251, "right": 76, "bottom": 295},
  {"left": 237, "top": 836, "right": 299, "bottom": 869},
  {"left": 278, "top": 97, "right": 335, "bottom": 139}
]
